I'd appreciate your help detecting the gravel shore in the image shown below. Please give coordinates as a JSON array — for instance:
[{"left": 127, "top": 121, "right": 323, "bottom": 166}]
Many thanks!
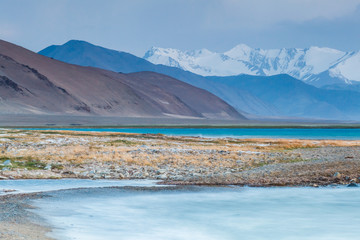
[
  {"left": 0, "top": 129, "right": 360, "bottom": 186},
  {"left": 0, "top": 193, "right": 53, "bottom": 240}
]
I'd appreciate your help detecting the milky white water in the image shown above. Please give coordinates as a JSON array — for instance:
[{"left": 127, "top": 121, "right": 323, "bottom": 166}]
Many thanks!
[{"left": 26, "top": 184, "right": 360, "bottom": 240}]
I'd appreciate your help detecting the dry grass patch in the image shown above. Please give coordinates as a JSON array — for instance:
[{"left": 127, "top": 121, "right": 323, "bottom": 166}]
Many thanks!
[{"left": 1, "top": 129, "right": 360, "bottom": 174}]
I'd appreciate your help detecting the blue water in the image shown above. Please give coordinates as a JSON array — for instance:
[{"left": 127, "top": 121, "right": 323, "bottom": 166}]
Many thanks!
[
  {"left": 27, "top": 128, "right": 360, "bottom": 140},
  {"left": 29, "top": 184, "right": 360, "bottom": 240}
]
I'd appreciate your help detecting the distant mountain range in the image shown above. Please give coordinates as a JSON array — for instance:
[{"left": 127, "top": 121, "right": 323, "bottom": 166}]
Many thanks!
[
  {"left": 144, "top": 45, "right": 360, "bottom": 88},
  {"left": 207, "top": 74, "right": 360, "bottom": 120},
  {"left": 39, "top": 40, "right": 360, "bottom": 120},
  {"left": 0, "top": 39, "right": 241, "bottom": 120}
]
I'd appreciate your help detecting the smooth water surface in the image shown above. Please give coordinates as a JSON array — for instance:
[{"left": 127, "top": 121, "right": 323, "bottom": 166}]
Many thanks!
[
  {"left": 27, "top": 128, "right": 360, "bottom": 140},
  {"left": 32, "top": 185, "right": 360, "bottom": 240}
]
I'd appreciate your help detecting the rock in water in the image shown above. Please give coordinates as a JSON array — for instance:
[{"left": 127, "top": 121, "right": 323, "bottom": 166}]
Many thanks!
[{"left": 347, "top": 183, "right": 358, "bottom": 188}]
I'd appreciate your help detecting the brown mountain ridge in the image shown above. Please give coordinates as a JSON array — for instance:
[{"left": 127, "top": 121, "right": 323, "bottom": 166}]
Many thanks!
[{"left": 0, "top": 40, "right": 243, "bottom": 120}]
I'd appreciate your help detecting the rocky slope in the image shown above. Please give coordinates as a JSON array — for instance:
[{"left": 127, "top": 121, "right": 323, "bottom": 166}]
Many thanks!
[
  {"left": 0, "top": 40, "right": 242, "bottom": 120},
  {"left": 39, "top": 40, "right": 360, "bottom": 120}
]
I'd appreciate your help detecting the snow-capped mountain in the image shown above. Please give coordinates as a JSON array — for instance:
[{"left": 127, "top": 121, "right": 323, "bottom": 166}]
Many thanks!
[
  {"left": 37, "top": 40, "right": 360, "bottom": 120},
  {"left": 144, "top": 45, "right": 360, "bottom": 87}
]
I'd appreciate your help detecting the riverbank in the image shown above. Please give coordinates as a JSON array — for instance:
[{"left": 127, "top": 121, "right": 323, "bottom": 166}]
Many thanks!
[
  {"left": 0, "top": 179, "right": 164, "bottom": 240},
  {"left": 0, "top": 193, "right": 53, "bottom": 240},
  {"left": 1, "top": 129, "right": 360, "bottom": 186}
]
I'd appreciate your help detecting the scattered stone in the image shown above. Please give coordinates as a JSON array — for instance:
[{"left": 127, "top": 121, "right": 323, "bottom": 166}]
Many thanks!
[
  {"left": 44, "top": 164, "right": 52, "bottom": 170},
  {"left": 171, "top": 175, "right": 184, "bottom": 181},
  {"left": 156, "top": 169, "right": 166, "bottom": 174},
  {"left": 157, "top": 174, "right": 167, "bottom": 180},
  {"left": 3, "top": 160, "right": 12, "bottom": 166},
  {"left": 333, "top": 172, "right": 341, "bottom": 179}
]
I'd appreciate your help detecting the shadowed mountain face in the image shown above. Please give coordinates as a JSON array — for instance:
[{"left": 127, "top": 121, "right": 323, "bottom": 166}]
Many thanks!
[
  {"left": 38, "top": 40, "right": 281, "bottom": 117},
  {"left": 0, "top": 40, "right": 243, "bottom": 120},
  {"left": 0, "top": 53, "right": 88, "bottom": 114},
  {"left": 207, "top": 74, "right": 360, "bottom": 120},
  {"left": 39, "top": 40, "right": 158, "bottom": 74},
  {"left": 39, "top": 40, "right": 360, "bottom": 120}
]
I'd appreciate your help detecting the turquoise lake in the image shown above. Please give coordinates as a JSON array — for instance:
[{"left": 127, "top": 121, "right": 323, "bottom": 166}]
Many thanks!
[{"left": 27, "top": 128, "right": 360, "bottom": 140}]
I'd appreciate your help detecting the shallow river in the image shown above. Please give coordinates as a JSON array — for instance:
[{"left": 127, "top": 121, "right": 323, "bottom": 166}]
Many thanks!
[{"left": 2, "top": 179, "right": 358, "bottom": 240}]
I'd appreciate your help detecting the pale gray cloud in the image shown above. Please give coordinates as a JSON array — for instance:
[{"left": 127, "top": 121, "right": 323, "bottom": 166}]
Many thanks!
[
  {"left": 227, "top": 0, "right": 359, "bottom": 21},
  {"left": 204, "top": 0, "right": 360, "bottom": 30},
  {"left": 0, "top": 0, "right": 359, "bottom": 56}
]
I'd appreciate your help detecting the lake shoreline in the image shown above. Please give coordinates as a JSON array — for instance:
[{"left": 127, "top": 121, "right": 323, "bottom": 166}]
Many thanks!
[{"left": 9, "top": 124, "right": 360, "bottom": 129}]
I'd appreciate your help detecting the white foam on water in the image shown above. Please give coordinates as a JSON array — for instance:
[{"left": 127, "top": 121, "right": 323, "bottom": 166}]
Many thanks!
[{"left": 31, "top": 185, "right": 360, "bottom": 240}]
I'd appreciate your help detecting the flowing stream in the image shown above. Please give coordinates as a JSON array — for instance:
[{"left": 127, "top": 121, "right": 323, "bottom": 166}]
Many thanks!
[{"left": 7, "top": 181, "right": 355, "bottom": 240}]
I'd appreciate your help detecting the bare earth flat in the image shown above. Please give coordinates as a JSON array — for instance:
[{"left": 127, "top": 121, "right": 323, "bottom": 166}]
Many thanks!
[{"left": 0, "top": 114, "right": 357, "bottom": 128}]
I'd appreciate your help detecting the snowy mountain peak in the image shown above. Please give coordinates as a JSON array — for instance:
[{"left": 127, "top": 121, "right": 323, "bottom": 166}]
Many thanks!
[
  {"left": 187, "top": 48, "right": 212, "bottom": 57},
  {"left": 224, "top": 44, "right": 252, "bottom": 59},
  {"left": 144, "top": 44, "right": 359, "bottom": 86},
  {"left": 143, "top": 47, "right": 185, "bottom": 69},
  {"left": 144, "top": 47, "right": 180, "bottom": 58},
  {"left": 307, "top": 46, "right": 345, "bottom": 54}
]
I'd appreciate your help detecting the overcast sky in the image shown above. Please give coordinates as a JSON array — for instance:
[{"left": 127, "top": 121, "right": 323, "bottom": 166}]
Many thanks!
[{"left": 1, "top": 0, "right": 360, "bottom": 56}]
